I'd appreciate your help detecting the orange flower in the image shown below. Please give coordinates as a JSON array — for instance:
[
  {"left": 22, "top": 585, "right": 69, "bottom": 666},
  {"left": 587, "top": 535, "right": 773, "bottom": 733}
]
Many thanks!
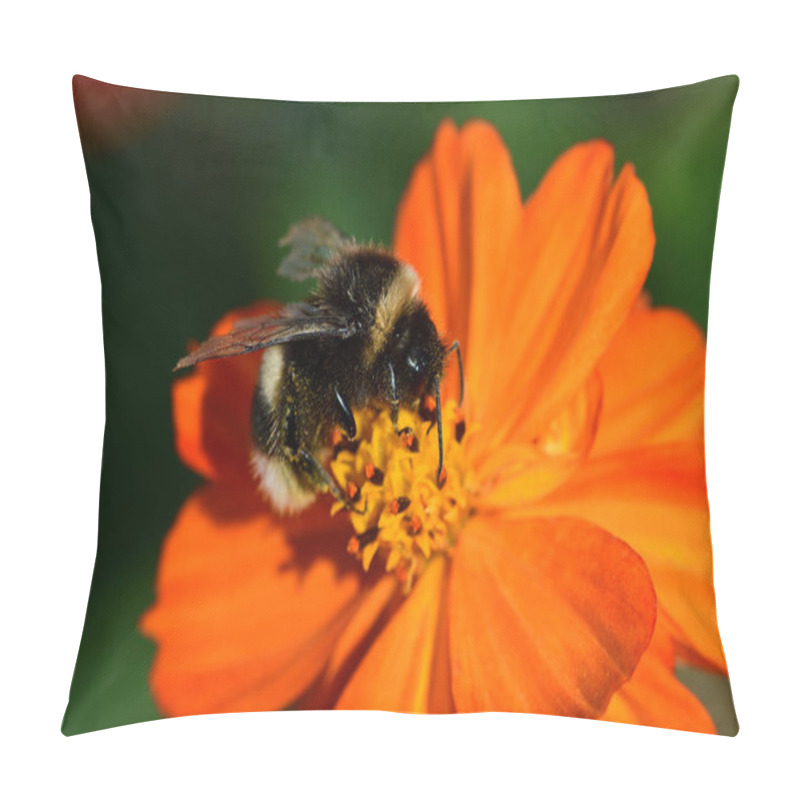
[{"left": 140, "top": 120, "right": 727, "bottom": 731}]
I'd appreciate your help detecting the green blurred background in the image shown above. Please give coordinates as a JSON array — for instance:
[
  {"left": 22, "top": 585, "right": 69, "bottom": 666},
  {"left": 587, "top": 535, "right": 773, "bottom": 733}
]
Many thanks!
[{"left": 63, "top": 75, "right": 738, "bottom": 735}]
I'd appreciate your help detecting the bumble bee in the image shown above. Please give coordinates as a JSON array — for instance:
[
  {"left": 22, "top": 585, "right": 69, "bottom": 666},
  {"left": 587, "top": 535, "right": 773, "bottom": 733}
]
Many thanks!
[{"left": 175, "top": 218, "right": 462, "bottom": 514}]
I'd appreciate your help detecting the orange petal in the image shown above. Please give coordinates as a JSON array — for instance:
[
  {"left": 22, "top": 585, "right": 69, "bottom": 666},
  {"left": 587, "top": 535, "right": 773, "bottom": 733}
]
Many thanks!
[
  {"left": 139, "top": 485, "right": 364, "bottom": 716},
  {"left": 173, "top": 302, "right": 276, "bottom": 484},
  {"left": 297, "top": 575, "right": 400, "bottom": 709},
  {"left": 533, "top": 443, "right": 728, "bottom": 672},
  {"left": 448, "top": 516, "right": 656, "bottom": 716},
  {"left": 593, "top": 306, "right": 706, "bottom": 456},
  {"left": 603, "top": 608, "right": 715, "bottom": 733},
  {"left": 393, "top": 119, "right": 522, "bottom": 408},
  {"left": 474, "top": 371, "right": 602, "bottom": 508},
  {"left": 335, "top": 557, "right": 452, "bottom": 712},
  {"left": 487, "top": 143, "right": 655, "bottom": 446}
]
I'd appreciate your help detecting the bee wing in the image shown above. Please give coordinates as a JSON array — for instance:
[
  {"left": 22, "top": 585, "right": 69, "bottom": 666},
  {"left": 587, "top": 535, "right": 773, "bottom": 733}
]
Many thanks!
[
  {"left": 277, "top": 217, "right": 355, "bottom": 282},
  {"left": 174, "top": 308, "right": 354, "bottom": 371}
]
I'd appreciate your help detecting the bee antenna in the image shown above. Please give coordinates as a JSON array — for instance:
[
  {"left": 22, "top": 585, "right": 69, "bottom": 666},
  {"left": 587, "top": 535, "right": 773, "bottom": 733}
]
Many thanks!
[
  {"left": 435, "top": 375, "right": 444, "bottom": 484},
  {"left": 446, "top": 341, "right": 464, "bottom": 406}
]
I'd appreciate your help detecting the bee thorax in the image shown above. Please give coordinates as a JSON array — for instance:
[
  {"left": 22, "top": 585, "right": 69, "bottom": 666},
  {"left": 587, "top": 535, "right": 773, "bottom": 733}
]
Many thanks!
[{"left": 368, "top": 262, "right": 421, "bottom": 362}]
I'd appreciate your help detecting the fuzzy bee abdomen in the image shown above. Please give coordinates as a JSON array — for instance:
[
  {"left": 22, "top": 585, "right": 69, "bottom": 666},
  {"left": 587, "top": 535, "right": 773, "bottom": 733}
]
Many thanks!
[
  {"left": 251, "top": 346, "right": 286, "bottom": 456},
  {"left": 250, "top": 450, "right": 317, "bottom": 515},
  {"left": 250, "top": 346, "right": 317, "bottom": 514}
]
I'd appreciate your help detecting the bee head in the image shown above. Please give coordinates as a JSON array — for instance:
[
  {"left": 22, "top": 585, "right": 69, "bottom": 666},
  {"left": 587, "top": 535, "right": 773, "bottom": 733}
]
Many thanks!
[{"left": 385, "top": 303, "right": 446, "bottom": 401}]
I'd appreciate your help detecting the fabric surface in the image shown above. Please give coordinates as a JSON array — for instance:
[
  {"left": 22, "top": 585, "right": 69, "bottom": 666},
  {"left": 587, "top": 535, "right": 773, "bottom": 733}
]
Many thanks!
[{"left": 64, "top": 75, "right": 738, "bottom": 735}]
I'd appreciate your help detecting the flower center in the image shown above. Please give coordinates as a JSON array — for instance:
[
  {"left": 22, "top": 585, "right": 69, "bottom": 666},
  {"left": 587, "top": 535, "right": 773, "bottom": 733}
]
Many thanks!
[{"left": 330, "top": 399, "right": 473, "bottom": 590}]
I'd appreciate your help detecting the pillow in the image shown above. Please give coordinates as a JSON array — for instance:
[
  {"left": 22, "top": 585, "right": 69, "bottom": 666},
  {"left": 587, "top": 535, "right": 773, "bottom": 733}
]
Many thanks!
[{"left": 64, "top": 74, "right": 738, "bottom": 735}]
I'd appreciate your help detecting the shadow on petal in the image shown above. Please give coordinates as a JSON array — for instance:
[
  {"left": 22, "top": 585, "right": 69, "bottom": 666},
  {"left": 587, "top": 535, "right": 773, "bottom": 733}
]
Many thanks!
[{"left": 140, "top": 485, "right": 370, "bottom": 716}]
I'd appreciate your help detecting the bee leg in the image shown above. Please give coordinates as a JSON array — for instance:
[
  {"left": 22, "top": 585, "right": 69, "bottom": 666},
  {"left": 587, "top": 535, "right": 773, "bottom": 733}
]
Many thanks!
[
  {"left": 333, "top": 386, "right": 356, "bottom": 439},
  {"left": 434, "top": 375, "right": 444, "bottom": 483},
  {"left": 295, "top": 448, "right": 343, "bottom": 498},
  {"left": 295, "top": 448, "right": 367, "bottom": 515},
  {"left": 387, "top": 362, "right": 414, "bottom": 439}
]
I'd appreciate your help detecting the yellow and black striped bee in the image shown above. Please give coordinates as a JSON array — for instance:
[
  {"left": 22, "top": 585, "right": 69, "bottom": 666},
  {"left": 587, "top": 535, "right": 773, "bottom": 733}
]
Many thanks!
[{"left": 175, "top": 218, "right": 461, "bottom": 514}]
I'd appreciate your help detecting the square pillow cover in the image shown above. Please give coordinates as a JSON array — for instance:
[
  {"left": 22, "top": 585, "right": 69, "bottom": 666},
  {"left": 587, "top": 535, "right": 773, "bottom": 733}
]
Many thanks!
[{"left": 64, "top": 74, "right": 738, "bottom": 735}]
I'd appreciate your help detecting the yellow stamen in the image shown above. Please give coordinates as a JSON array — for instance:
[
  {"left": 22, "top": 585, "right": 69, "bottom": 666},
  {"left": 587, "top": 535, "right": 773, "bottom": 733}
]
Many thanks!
[{"left": 330, "top": 400, "right": 474, "bottom": 587}]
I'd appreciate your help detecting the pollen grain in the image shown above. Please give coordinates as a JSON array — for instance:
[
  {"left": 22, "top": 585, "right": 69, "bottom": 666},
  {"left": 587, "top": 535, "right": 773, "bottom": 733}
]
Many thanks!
[{"left": 330, "top": 401, "right": 473, "bottom": 589}]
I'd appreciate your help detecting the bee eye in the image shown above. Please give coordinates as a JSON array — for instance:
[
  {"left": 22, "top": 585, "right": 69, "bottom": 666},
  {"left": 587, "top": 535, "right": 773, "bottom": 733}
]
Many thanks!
[{"left": 406, "top": 347, "right": 428, "bottom": 379}]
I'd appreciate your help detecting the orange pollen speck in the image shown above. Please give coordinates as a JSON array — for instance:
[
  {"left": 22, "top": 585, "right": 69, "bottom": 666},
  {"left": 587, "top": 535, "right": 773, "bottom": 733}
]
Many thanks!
[
  {"left": 388, "top": 497, "right": 411, "bottom": 515},
  {"left": 364, "top": 463, "right": 384, "bottom": 485},
  {"left": 330, "top": 400, "right": 474, "bottom": 588},
  {"left": 400, "top": 430, "right": 417, "bottom": 450}
]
